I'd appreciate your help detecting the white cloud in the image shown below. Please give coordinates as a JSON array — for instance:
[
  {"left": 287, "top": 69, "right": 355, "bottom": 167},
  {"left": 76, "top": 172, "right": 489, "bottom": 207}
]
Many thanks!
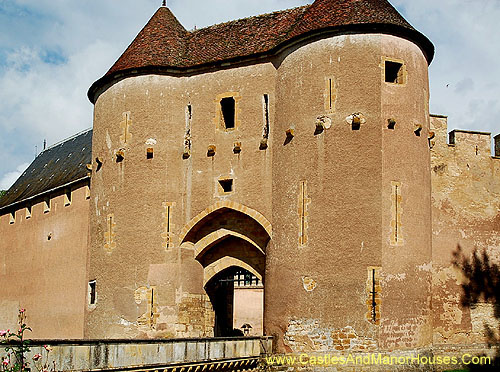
[
  {"left": 392, "top": 0, "right": 500, "bottom": 135},
  {"left": 0, "top": 162, "right": 29, "bottom": 190},
  {"left": 0, "top": 0, "right": 499, "bottom": 187}
]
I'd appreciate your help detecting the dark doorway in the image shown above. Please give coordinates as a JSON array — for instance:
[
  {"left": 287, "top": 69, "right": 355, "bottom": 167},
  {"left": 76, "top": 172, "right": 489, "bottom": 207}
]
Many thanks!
[{"left": 205, "top": 266, "right": 262, "bottom": 337}]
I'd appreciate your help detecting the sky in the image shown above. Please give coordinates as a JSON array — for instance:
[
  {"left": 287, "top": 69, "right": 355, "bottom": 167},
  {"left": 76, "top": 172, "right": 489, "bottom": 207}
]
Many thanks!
[{"left": 0, "top": 0, "right": 499, "bottom": 190}]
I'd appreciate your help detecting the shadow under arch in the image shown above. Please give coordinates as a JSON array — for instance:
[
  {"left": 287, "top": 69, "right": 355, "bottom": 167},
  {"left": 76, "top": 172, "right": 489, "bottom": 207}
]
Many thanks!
[
  {"left": 179, "top": 201, "right": 272, "bottom": 247},
  {"left": 205, "top": 265, "right": 263, "bottom": 337},
  {"left": 179, "top": 202, "right": 270, "bottom": 337}
]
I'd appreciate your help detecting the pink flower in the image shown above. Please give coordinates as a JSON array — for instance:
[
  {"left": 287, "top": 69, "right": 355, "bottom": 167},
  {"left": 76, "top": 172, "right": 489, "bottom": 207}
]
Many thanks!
[
  {"left": 20, "top": 308, "right": 25, "bottom": 313},
  {"left": 2, "top": 358, "right": 9, "bottom": 366},
  {"left": 0, "top": 330, "right": 7, "bottom": 337},
  {"left": 32, "top": 353, "right": 42, "bottom": 361}
]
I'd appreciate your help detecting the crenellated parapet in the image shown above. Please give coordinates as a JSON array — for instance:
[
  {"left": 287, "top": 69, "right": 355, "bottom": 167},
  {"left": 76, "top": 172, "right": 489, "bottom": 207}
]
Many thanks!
[
  {"left": 430, "top": 114, "right": 500, "bottom": 346},
  {"left": 431, "top": 114, "right": 499, "bottom": 156}
]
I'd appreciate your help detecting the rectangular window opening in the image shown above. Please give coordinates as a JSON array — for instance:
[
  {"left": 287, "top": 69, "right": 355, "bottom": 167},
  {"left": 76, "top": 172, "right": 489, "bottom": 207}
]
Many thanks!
[
  {"left": 299, "top": 181, "right": 307, "bottom": 245},
  {"left": 391, "top": 181, "right": 402, "bottom": 245},
  {"left": 187, "top": 104, "right": 192, "bottom": 120},
  {"left": 220, "top": 97, "right": 235, "bottom": 129},
  {"left": 371, "top": 269, "right": 377, "bottom": 322},
  {"left": 367, "top": 267, "right": 381, "bottom": 325},
  {"left": 147, "top": 148, "right": 154, "bottom": 159},
  {"left": 218, "top": 179, "right": 233, "bottom": 193},
  {"left": 26, "top": 205, "right": 32, "bottom": 219},
  {"left": 89, "top": 280, "right": 96, "bottom": 305},
  {"left": 328, "top": 78, "right": 333, "bottom": 110},
  {"left": 9, "top": 211, "right": 15, "bottom": 224},
  {"left": 263, "top": 94, "right": 270, "bottom": 139},
  {"left": 385, "top": 61, "right": 403, "bottom": 84}
]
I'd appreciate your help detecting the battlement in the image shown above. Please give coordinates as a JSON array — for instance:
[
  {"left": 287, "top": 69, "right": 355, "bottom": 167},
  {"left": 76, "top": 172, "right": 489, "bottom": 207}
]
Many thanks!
[
  {"left": 495, "top": 134, "right": 500, "bottom": 158},
  {"left": 0, "top": 181, "right": 90, "bottom": 226},
  {"left": 430, "top": 114, "right": 500, "bottom": 159}
]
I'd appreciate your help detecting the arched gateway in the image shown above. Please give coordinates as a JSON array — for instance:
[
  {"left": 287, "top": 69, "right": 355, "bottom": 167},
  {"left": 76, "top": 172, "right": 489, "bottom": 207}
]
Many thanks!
[{"left": 180, "top": 201, "right": 271, "bottom": 336}]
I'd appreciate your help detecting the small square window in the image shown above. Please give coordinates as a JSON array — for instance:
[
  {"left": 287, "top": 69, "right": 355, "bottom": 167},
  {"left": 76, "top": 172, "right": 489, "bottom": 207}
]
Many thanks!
[
  {"left": 385, "top": 60, "right": 404, "bottom": 84},
  {"left": 146, "top": 148, "right": 154, "bottom": 159},
  {"left": 218, "top": 179, "right": 233, "bottom": 194}
]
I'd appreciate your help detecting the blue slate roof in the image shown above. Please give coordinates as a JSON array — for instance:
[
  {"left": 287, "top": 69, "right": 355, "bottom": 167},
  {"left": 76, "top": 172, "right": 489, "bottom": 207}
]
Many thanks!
[{"left": 0, "top": 129, "right": 92, "bottom": 209}]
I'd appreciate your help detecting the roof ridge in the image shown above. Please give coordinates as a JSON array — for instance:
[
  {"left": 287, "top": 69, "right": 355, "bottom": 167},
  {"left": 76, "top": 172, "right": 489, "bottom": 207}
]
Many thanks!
[
  {"left": 40, "top": 128, "right": 92, "bottom": 155},
  {"left": 189, "top": 4, "right": 310, "bottom": 33}
]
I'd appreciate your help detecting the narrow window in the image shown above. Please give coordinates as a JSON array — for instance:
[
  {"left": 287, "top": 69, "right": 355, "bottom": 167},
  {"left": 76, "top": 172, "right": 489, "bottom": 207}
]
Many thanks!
[
  {"left": 88, "top": 280, "right": 97, "bottom": 305},
  {"left": 25, "top": 205, "right": 32, "bottom": 219},
  {"left": 85, "top": 185, "right": 91, "bottom": 200},
  {"left": 165, "top": 203, "right": 172, "bottom": 248},
  {"left": 184, "top": 104, "right": 192, "bottom": 158},
  {"left": 391, "top": 181, "right": 402, "bottom": 245},
  {"left": 9, "top": 211, "right": 15, "bottom": 224},
  {"left": 299, "top": 182, "right": 306, "bottom": 245},
  {"left": 146, "top": 148, "right": 154, "bottom": 159},
  {"left": 328, "top": 78, "right": 333, "bottom": 110},
  {"left": 218, "top": 179, "right": 233, "bottom": 193},
  {"left": 298, "top": 181, "right": 311, "bottom": 246},
  {"left": 220, "top": 97, "right": 235, "bottom": 129},
  {"left": 385, "top": 61, "right": 404, "bottom": 84},
  {"left": 371, "top": 269, "right": 377, "bottom": 322},
  {"left": 108, "top": 216, "right": 113, "bottom": 245},
  {"left": 104, "top": 214, "right": 116, "bottom": 252},
  {"left": 64, "top": 189, "right": 72, "bottom": 206},
  {"left": 366, "top": 267, "right": 381, "bottom": 324},
  {"left": 121, "top": 112, "right": 131, "bottom": 144},
  {"left": 263, "top": 94, "right": 270, "bottom": 139},
  {"left": 325, "top": 77, "right": 337, "bottom": 112}
]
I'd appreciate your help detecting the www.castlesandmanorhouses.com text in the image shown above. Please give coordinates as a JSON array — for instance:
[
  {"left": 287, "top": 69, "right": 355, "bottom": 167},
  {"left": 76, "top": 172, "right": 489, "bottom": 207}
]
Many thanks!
[{"left": 265, "top": 353, "right": 492, "bottom": 367}]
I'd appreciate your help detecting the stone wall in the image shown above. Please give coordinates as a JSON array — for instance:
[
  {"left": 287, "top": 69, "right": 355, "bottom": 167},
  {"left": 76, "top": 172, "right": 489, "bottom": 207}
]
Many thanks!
[
  {"left": 0, "top": 183, "right": 90, "bottom": 339},
  {"left": 430, "top": 114, "right": 500, "bottom": 345},
  {"left": 0, "top": 337, "right": 271, "bottom": 372}
]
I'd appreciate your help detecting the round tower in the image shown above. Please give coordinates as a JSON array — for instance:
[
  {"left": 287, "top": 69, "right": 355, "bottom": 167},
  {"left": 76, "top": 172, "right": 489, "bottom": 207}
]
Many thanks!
[
  {"left": 265, "top": 0, "right": 434, "bottom": 353},
  {"left": 85, "top": 7, "right": 206, "bottom": 338}
]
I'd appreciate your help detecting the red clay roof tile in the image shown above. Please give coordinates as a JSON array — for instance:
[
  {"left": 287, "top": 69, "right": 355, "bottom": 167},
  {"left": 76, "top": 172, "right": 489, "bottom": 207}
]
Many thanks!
[{"left": 89, "top": 0, "right": 433, "bottom": 103}]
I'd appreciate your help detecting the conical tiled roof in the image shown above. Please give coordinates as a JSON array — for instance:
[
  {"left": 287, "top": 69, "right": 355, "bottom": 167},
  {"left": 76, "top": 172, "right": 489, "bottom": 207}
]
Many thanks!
[
  {"left": 106, "top": 7, "right": 189, "bottom": 76},
  {"left": 287, "top": 0, "right": 416, "bottom": 38},
  {"left": 89, "top": 0, "right": 434, "bottom": 103}
]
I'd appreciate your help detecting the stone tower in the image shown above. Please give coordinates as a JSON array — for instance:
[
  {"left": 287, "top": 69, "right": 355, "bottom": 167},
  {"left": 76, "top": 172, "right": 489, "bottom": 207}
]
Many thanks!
[{"left": 86, "top": 0, "right": 435, "bottom": 352}]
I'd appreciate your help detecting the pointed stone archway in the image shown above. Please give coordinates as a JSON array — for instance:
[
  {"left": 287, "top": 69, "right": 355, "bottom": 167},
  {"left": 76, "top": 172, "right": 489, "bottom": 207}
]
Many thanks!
[{"left": 180, "top": 202, "right": 270, "bottom": 336}]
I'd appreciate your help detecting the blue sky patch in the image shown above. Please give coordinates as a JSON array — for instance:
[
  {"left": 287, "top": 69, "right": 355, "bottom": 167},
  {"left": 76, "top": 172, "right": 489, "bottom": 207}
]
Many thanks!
[{"left": 41, "top": 49, "right": 67, "bottom": 65}]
